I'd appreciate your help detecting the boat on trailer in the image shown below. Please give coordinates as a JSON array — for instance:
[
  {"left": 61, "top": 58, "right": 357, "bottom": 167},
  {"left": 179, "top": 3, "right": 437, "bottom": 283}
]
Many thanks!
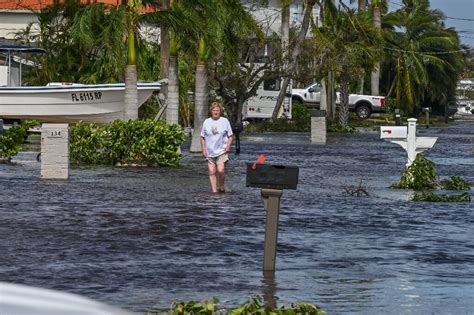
[{"left": 0, "top": 44, "right": 163, "bottom": 124}]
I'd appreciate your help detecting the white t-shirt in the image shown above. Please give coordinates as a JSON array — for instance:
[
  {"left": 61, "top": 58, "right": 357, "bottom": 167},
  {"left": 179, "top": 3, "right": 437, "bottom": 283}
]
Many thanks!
[{"left": 200, "top": 117, "right": 233, "bottom": 157}]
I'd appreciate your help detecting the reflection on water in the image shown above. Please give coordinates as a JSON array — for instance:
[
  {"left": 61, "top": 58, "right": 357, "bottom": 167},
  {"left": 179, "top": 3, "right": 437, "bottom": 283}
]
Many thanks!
[
  {"left": 262, "top": 271, "right": 277, "bottom": 309},
  {"left": 0, "top": 121, "right": 473, "bottom": 314}
]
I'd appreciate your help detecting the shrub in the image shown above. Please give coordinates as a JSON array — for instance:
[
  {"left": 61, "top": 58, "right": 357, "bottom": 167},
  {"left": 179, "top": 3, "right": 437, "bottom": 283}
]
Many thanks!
[
  {"left": 391, "top": 154, "right": 437, "bottom": 190},
  {"left": 165, "top": 296, "right": 325, "bottom": 315},
  {"left": 292, "top": 103, "right": 311, "bottom": 129},
  {"left": 244, "top": 118, "right": 309, "bottom": 133},
  {"left": 442, "top": 176, "right": 471, "bottom": 191},
  {"left": 0, "top": 120, "right": 39, "bottom": 162},
  {"left": 413, "top": 192, "right": 471, "bottom": 202},
  {"left": 70, "top": 119, "right": 185, "bottom": 166},
  {"left": 169, "top": 298, "right": 218, "bottom": 315}
]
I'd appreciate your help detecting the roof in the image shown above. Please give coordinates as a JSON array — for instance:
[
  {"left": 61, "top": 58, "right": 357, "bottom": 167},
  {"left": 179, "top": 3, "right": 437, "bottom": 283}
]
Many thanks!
[
  {"left": 0, "top": 1, "right": 155, "bottom": 11},
  {"left": 0, "top": 44, "right": 45, "bottom": 53}
]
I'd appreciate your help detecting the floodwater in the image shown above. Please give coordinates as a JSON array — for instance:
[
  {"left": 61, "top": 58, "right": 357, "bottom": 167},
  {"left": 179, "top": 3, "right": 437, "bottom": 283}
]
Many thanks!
[{"left": 0, "top": 121, "right": 473, "bottom": 314}]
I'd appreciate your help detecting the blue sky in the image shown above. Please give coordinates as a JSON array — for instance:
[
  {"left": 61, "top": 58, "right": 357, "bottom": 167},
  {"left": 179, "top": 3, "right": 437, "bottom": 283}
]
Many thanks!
[{"left": 387, "top": 0, "right": 474, "bottom": 47}]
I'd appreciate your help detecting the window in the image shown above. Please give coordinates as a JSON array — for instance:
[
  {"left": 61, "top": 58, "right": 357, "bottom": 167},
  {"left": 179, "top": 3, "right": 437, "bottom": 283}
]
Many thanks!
[{"left": 264, "top": 78, "right": 281, "bottom": 91}]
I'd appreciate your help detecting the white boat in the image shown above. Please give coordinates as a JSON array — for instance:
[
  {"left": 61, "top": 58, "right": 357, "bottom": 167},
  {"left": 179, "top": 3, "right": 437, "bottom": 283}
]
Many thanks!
[
  {"left": 0, "top": 44, "right": 164, "bottom": 124},
  {"left": 0, "top": 81, "right": 163, "bottom": 124}
]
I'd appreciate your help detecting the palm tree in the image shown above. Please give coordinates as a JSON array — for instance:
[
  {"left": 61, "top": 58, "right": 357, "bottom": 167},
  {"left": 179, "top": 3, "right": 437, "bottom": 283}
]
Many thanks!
[
  {"left": 123, "top": 0, "right": 140, "bottom": 120},
  {"left": 160, "top": 0, "right": 171, "bottom": 80},
  {"left": 190, "top": 37, "right": 211, "bottom": 152},
  {"left": 383, "top": 0, "right": 463, "bottom": 114},
  {"left": 313, "top": 2, "right": 382, "bottom": 128},
  {"left": 189, "top": 0, "right": 259, "bottom": 152},
  {"left": 370, "top": 0, "right": 387, "bottom": 96},
  {"left": 165, "top": 33, "right": 180, "bottom": 124}
]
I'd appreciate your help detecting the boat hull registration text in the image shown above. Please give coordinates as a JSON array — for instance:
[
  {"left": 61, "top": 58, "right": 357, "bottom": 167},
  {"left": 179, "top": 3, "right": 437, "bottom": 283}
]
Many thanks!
[{"left": 71, "top": 91, "right": 103, "bottom": 102}]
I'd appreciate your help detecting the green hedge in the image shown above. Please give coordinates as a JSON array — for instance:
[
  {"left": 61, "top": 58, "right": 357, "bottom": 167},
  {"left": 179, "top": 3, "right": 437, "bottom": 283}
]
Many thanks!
[
  {"left": 70, "top": 119, "right": 185, "bottom": 166},
  {"left": 0, "top": 120, "right": 38, "bottom": 162},
  {"left": 162, "top": 296, "right": 325, "bottom": 315}
]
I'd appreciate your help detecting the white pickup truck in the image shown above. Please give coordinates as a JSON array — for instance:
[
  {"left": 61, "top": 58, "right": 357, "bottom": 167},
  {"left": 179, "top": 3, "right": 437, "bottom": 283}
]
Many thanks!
[{"left": 292, "top": 83, "right": 386, "bottom": 119}]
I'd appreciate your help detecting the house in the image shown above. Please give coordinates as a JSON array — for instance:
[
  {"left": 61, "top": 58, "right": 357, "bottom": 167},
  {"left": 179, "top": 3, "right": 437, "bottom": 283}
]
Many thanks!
[
  {"left": 0, "top": 0, "right": 319, "bottom": 85},
  {"left": 1, "top": 0, "right": 320, "bottom": 41},
  {"left": 243, "top": 0, "right": 320, "bottom": 35},
  {"left": 0, "top": 0, "right": 153, "bottom": 86},
  {"left": 0, "top": 0, "right": 125, "bottom": 40}
]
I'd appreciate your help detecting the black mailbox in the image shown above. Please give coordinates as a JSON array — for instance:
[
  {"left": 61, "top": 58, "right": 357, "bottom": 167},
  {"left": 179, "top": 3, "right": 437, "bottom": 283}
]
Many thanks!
[
  {"left": 246, "top": 163, "right": 299, "bottom": 190},
  {"left": 422, "top": 107, "right": 432, "bottom": 112}
]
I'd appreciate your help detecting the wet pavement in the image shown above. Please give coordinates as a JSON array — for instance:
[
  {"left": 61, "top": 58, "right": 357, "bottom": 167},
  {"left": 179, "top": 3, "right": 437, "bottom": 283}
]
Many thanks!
[{"left": 0, "top": 121, "right": 473, "bottom": 314}]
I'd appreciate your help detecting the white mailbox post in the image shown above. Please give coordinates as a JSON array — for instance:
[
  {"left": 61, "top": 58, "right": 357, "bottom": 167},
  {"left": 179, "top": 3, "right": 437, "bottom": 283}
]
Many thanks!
[
  {"left": 41, "top": 123, "right": 69, "bottom": 179},
  {"left": 380, "top": 118, "right": 437, "bottom": 168}
]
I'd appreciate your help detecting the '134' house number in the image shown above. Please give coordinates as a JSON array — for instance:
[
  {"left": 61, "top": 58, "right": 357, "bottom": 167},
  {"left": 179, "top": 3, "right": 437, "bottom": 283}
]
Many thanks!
[{"left": 48, "top": 130, "right": 62, "bottom": 138}]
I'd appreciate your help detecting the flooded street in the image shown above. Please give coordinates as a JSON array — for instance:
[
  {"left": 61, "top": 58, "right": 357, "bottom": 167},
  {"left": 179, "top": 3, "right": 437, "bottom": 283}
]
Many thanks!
[{"left": 1, "top": 121, "right": 473, "bottom": 314}]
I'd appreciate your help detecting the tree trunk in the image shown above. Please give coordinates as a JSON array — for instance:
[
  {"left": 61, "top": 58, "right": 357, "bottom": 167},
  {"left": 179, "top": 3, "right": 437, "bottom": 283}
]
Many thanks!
[
  {"left": 371, "top": 63, "right": 380, "bottom": 96},
  {"left": 272, "top": 0, "right": 315, "bottom": 120},
  {"left": 166, "top": 55, "right": 179, "bottom": 124},
  {"left": 320, "top": 80, "right": 327, "bottom": 111},
  {"left": 358, "top": 0, "right": 366, "bottom": 12},
  {"left": 160, "top": 0, "right": 171, "bottom": 80},
  {"left": 190, "top": 63, "right": 208, "bottom": 152},
  {"left": 281, "top": 4, "right": 290, "bottom": 51},
  {"left": 327, "top": 71, "right": 336, "bottom": 121},
  {"left": 339, "top": 69, "right": 350, "bottom": 128},
  {"left": 371, "top": 6, "right": 381, "bottom": 96},
  {"left": 124, "top": 64, "right": 138, "bottom": 120}
]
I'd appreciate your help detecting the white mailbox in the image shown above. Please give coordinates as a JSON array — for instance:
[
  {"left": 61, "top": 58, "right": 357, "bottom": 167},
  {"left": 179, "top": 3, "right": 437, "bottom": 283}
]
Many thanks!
[
  {"left": 380, "top": 126, "right": 407, "bottom": 139},
  {"left": 381, "top": 118, "right": 437, "bottom": 168}
]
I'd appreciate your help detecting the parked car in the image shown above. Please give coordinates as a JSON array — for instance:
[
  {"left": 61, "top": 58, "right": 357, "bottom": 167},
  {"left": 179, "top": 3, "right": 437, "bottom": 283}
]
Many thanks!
[{"left": 292, "top": 83, "right": 386, "bottom": 119}]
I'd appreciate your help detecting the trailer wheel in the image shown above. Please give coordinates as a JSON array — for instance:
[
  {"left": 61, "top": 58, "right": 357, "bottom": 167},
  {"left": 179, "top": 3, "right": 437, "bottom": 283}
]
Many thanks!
[{"left": 356, "top": 104, "right": 371, "bottom": 119}]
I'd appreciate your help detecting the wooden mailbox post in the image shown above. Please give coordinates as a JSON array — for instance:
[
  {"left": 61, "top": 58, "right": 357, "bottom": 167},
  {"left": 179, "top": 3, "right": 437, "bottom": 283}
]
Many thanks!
[{"left": 246, "top": 164, "right": 299, "bottom": 274}]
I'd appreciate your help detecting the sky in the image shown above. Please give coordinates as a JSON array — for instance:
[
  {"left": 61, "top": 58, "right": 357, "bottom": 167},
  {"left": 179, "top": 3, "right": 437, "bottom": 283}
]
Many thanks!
[{"left": 387, "top": 0, "right": 474, "bottom": 47}]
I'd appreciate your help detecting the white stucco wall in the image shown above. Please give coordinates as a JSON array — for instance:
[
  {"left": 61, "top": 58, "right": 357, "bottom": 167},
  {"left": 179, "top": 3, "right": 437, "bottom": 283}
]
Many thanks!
[{"left": 0, "top": 11, "right": 38, "bottom": 39}]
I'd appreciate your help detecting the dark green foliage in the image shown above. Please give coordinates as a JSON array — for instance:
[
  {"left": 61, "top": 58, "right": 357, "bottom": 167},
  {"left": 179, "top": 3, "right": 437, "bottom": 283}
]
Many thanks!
[
  {"left": 291, "top": 103, "right": 311, "bottom": 130},
  {"left": 165, "top": 296, "right": 324, "bottom": 315},
  {"left": 413, "top": 192, "right": 471, "bottom": 202},
  {"left": 70, "top": 120, "right": 185, "bottom": 166},
  {"left": 391, "top": 154, "right": 437, "bottom": 190},
  {"left": 442, "top": 176, "right": 471, "bottom": 191},
  {"left": 327, "top": 121, "right": 356, "bottom": 133},
  {"left": 16, "top": 1, "right": 160, "bottom": 85},
  {"left": 245, "top": 117, "right": 309, "bottom": 132},
  {"left": 231, "top": 296, "right": 324, "bottom": 315},
  {"left": 168, "top": 298, "right": 219, "bottom": 315},
  {"left": 0, "top": 121, "right": 39, "bottom": 162},
  {"left": 381, "top": 0, "right": 464, "bottom": 115}
]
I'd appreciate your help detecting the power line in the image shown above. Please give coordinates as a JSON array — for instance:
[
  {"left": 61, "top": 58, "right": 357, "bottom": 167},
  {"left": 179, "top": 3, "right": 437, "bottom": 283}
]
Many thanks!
[
  {"left": 445, "top": 16, "right": 474, "bottom": 22},
  {"left": 384, "top": 46, "right": 474, "bottom": 55}
]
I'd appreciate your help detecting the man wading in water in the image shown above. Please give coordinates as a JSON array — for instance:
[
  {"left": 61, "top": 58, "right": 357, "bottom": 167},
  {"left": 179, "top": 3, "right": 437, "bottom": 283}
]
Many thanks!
[{"left": 200, "top": 102, "right": 233, "bottom": 193}]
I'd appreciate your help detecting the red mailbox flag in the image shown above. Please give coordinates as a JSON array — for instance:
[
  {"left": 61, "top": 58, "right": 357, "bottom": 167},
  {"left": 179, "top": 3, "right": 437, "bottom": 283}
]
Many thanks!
[{"left": 252, "top": 154, "right": 266, "bottom": 170}]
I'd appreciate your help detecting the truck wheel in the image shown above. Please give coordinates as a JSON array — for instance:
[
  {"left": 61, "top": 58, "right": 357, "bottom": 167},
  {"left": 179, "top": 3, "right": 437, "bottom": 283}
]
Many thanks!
[
  {"left": 356, "top": 104, "right": 371, "bottom": 119},
  {"left": 292, "top": 96, "right": 304, "bottom": 105}
]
